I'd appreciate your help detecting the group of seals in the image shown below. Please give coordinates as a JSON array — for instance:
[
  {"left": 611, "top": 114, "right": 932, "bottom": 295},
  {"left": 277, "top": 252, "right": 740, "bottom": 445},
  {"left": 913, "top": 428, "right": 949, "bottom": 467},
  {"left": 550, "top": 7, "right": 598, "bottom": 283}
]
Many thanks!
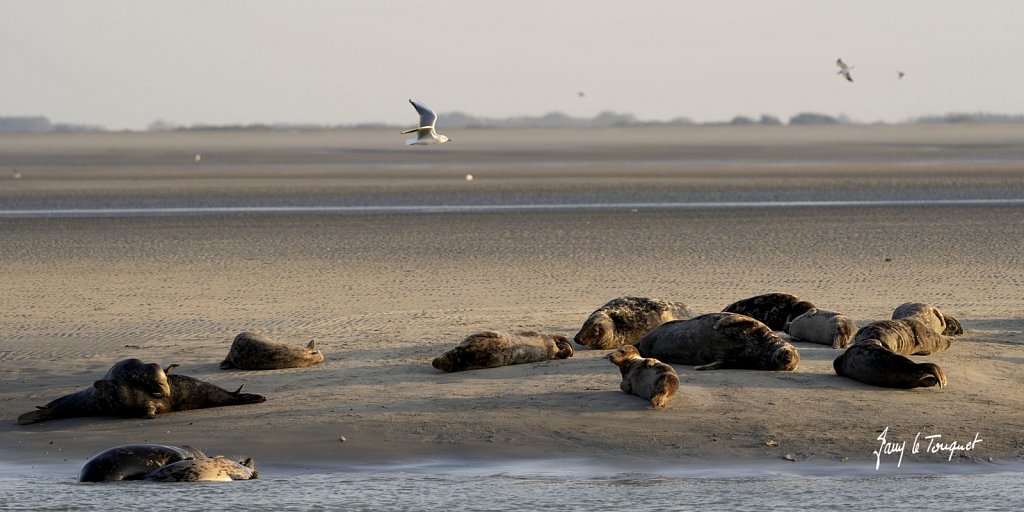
[
  {"left": 722, "top": 293, "right": 815, "bottom": 331},
  {"left": 832, "top": 302, "right": 960, "bottom": 389},
  {"left": 607, "top": 345, "right": 679, "bottom": 407},
  {"left": 635, "top": 313, "right": 800, "bottom": 371},
  {"left": 79, "top": 444, "right": 257, "bottom": 483},
  {"left": 220, "top": 331, "right": 324, "bottom": 370},
  {"left": 432, "top": 330, "right": 573, "bottom": 372},
  {"left": 574, "top": 296, "right": 697, "bottom": 349},
  {"left": 17, "top": 359, "right": 267, "bottom": 425}
]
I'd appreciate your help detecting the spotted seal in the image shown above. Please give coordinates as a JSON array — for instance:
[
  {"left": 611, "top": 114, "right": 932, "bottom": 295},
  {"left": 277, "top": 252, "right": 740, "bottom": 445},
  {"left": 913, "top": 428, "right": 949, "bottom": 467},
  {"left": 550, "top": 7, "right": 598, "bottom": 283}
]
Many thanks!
[
  {"left": 783, "top": 308, "right": 857, "bottom": 349},
  {"left": 607, "top": 345, "right": 680, "bottom": 407},
  {"left": 220, "top": 331, "right": 325, "bottom": 370},
  {"left": 891, "top": 302, "right": 964, "bottom": 336},
  {"left": 635, "top": 312, "right": 800, "bottom": 371},
  {"left": 17, "top": 361, "right": 267, "bottom": 425},
  {"left": 432, "top": 330, "right": 573, "bottom": 372},
  {"left": 143, "top": 456, "right": 258, "bottom": 482},
  {"left": 833, "top": 340, "right": 947, "bottom": 389},
  {"left": 852, "top": 318, "right": 952, "bottom": 356},
  {"left": 574, "top": 296, "right": 698, "bottom": 349},
  {"left": 79, "top": 444, "right": 206, "bottom": 482},
  {"left": 722, "top": 293, "right": 816, "bottom": 331}
]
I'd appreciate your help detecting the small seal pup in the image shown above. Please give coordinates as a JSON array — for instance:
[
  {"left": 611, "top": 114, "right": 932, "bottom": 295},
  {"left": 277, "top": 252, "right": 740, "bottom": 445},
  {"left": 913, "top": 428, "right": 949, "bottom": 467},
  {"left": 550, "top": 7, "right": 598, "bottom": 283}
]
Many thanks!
[
  {"left": 575, "top": 296, "right": 698, "bottom": 349},
  {"left": 891, "top": 302, "right": 964, "bottom": 336},
  {"left": 220, "top": 331, "right": 325, "bottom": 370},
  {"left": 783, "top": 308, "right": 857, "bottom": 349},
  {"left": 833, "top": 340, "right": 947, "bottom": 389},
  {"left": 852, "top": 318, "right": 952, "bottom": 356},
  {"left": 79, "top": 444, "right": 206, "bottom": 482},
  {"left": 635, "top": 312, "right": 800, "bottom": 371},
  {"left": 143, "top": 456, "right": 258, "bottom": 482},
  {"left": 722, "top": 293, "right": 816, "bottom": 331},
  {"left": 607, "top": 345, "right": 680, "bottom": 407},
  {"left": 432, "top": 330, "right": 573, "bottom": 372}
]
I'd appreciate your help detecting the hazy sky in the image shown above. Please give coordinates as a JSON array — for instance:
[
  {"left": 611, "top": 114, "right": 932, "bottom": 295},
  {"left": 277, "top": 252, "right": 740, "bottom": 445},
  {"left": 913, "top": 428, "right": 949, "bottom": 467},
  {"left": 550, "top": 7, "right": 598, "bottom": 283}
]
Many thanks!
[{"left": 3, "top": 1, "right": 1023, "bottom": 130}]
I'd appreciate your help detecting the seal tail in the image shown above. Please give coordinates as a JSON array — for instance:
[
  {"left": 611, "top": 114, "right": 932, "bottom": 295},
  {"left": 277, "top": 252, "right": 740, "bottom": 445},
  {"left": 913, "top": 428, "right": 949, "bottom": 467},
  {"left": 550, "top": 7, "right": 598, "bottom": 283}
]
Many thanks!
[{"left": 17, "top": 407, "right": 57, "bottom": 425}]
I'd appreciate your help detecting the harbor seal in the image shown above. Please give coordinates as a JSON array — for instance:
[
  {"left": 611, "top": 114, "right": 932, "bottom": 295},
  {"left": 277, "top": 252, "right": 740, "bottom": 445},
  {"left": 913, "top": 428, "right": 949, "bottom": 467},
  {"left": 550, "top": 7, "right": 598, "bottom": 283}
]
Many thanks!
[
  {"left": 607, "top": 345, "right": 680, "bottom": 407},
  {"left": 722, "top": 293, "right": 815, "bottom": 331},
  {"left": 220, "top": 331, "right": 325, "bottom": 370},
  {"left": 783, "top": 308, "right": 856, "bottom": 349},
  {"left": 17, "top": 362, "right": 267, "bottom": 425},
  {"left": 79, "top": 444, "right": 206, "bottom": 482},
  {"left": 852, "top": 318, "right": 952, "bottom": 356},
  {"left": 833, "top": 340, "right": 947, "bottom": 389},
  {"left": 432, "top": 330, "right": 573, "bottom": 372},
  {"left": 142, "top": 456, "right": 258, "bottom": 482},
  {"left": 574, "top": 296, "right": 698, "bottom": 349},
  {"left": 635, "top": 312, "right": 800, "bottom": 371},
  {"left": 891, "top": 302, "right": 964, "bottom": 336}
]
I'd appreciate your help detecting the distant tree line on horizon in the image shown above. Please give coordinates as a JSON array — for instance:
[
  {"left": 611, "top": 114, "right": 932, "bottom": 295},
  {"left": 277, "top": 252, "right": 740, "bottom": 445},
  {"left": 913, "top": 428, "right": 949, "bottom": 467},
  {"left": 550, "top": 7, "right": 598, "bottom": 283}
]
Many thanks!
[{"left": 3, "top": 112, "right": 1024, "bottom": 134}]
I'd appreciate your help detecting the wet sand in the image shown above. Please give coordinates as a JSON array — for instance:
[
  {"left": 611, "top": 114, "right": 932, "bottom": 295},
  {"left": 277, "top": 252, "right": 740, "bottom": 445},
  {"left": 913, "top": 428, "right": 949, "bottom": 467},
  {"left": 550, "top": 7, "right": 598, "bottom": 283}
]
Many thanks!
[{"left": 1, "top": 125, "right": 1022, "bottom": 468}]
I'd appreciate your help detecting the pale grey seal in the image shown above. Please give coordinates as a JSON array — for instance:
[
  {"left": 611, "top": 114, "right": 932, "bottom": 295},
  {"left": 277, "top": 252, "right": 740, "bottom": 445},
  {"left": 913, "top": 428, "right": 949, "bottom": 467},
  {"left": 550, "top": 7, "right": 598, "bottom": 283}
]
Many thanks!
[
  {"left": 607, "top": 345, "right": 680, "bottom": 407},
  {"left": 432, "top": 330, "right": 573, "bottom": 372},
  {"left": 783, "top": 308, "right": 857, "bottom": 349},
  {"left": 220, "top": 331, "right": 325, "bottom": 370},
  {"left": 891, "top": 302, "right": 964, "bottom": 336},
  {"left": 575, "top": 296, "right": 698, "bottom": 349},
  {"left": 142, "top": 456, "right": 258, "bottom": 482},
  {"left": 852, "top": 318, "right": 952, "bottom": 356}
]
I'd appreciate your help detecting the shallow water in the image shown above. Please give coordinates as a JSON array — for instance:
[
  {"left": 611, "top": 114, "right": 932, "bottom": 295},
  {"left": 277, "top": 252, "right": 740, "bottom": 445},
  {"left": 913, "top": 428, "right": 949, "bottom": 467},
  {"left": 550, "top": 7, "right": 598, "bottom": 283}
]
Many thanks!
[{"left": 2, "top": 459, "right": 1022, "bottom": 511}]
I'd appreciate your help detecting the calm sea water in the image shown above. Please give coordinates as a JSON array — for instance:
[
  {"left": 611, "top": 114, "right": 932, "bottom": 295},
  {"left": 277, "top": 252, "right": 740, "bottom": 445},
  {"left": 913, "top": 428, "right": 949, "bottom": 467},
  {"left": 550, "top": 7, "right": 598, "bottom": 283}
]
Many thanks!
[{"left": 2, "top": 458, "right": 1021, "bottom": 511}]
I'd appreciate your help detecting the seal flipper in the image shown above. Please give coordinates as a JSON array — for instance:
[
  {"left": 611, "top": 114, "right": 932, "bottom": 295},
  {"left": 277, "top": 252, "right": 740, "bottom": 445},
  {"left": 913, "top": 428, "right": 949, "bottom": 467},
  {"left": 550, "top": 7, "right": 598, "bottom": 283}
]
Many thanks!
[{"left": 694, "top": 361, "right": 724, "bottom": 371}]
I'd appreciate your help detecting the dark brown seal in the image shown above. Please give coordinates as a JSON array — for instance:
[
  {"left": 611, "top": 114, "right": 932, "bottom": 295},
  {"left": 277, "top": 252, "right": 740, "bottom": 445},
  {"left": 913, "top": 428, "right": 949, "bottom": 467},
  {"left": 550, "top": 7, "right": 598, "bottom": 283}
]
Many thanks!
[
  {"left": 635, "top": 312, "right": 800, "bottom": 371},
  {"left": 432, "top": 330, "right": 574, "bottom": 372},
  {"left": 722, "top": 293, "right": 816, "bottom": 331},
  {"left": 220, "top": 331, "right": 325, "bottom": 370},
  {"left": 17, "top": 361, "right": 267, "bottom": 425},
  {"left": 891, "top": 302, "right": 964, "bottom": 336},
  {"left": 783, "top": 308, "right": 857, "bottom": 349},
  {"left": 607, "top": 345, "right": 680, "bottom": 407},
  {"left": 79, "top": 444, "right": 206, "bottom": 482},
  {"left": 575, "top": 296, "right": 698, "bottom": 349},
  {"left": 833, "top": 340, "right": 947, "bottom": 389},
  {"left": 852, "top": 318, "right": 952, "bottom": 356}
]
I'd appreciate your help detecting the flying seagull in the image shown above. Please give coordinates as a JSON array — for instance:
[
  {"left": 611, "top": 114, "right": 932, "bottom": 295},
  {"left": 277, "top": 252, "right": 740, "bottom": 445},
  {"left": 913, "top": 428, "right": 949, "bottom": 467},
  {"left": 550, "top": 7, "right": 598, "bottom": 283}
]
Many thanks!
[
  {"left": 836, "top": 58, "right": 854, "bottom": 82},
  {"left": 898, "top": 70, "right": 906, "bottom": 80},
  {"left": 401, "top": 99, "right": 451, "bottom": 145}
]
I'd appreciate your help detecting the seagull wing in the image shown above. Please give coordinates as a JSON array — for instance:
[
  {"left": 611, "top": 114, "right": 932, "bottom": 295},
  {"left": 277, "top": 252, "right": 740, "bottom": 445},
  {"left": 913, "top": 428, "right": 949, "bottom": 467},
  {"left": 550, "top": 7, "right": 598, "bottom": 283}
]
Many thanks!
[
  {"left": 409, "top": 99, "right": 438, "bottom": 129},
  {"left": 836, "top": 58, "right": 848, "bottom": 71}
]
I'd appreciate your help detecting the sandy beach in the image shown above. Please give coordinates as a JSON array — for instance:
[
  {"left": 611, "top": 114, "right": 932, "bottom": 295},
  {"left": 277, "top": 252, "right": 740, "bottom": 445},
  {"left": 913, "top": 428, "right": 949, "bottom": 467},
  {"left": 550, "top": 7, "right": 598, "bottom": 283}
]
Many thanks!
[{"left": 1, "top": 125, "right": 1022, "bottom": 470}]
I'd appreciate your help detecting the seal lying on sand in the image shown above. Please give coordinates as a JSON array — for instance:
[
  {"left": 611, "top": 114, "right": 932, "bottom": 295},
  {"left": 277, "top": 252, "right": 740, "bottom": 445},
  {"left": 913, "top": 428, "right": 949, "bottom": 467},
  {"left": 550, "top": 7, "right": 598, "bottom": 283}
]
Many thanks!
[
  {"left": 575, "top": 296, "right": 698, "bottom": 349},
  {"left": 852, "top": 318, "right": 952, "bottom": 356},
  {"left": 833, "top": 340, "right": 947, "bottom": 389},
  {"left": 432, "top": 330, "right": 573, "bottom": 372},
  {"left": 79, "top": 444, "right": 206, "bottom": 482},
  {"left": 607, "top": 345, "right": 680, "bottom": 407},
  {"left": 722, "top": 293, "right": 815, "bottom": 331},
  {"left": 17, "top": 360, "right": 267, "bottom": 425},
  {"left": 143, "top": 456, "right": 258, "bottom": 482},
  {"left": 220, "top": 331, "right": 325, "bottom": 370},
  {"left": 783, "top": 308, "right": 856, "bottom": 349},
  {"left": 891, "top": 302, "right": 964, "bottom": 336},
  {"left": 635, "top": 312, "right": 800, "bottom": 371}
]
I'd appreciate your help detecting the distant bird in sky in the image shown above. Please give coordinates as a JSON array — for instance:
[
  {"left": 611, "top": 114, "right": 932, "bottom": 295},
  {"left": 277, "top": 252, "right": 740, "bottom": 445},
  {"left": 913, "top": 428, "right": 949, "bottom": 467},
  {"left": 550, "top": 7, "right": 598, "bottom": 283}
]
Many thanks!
[
  {"left": 577, "top": 91, "right": 586, "bottom": 98},
  {"left": 836, "top": 58, "right": 854, "bottom": 82},
  {"left": 401, "top": 99, "right": 451, "bottom": 145},
  {"left": 897, "top": 70, "right": 906, "bottom": 80},
  {"left": 11, "top": 168, "right": 21, "bottom": 179}
]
